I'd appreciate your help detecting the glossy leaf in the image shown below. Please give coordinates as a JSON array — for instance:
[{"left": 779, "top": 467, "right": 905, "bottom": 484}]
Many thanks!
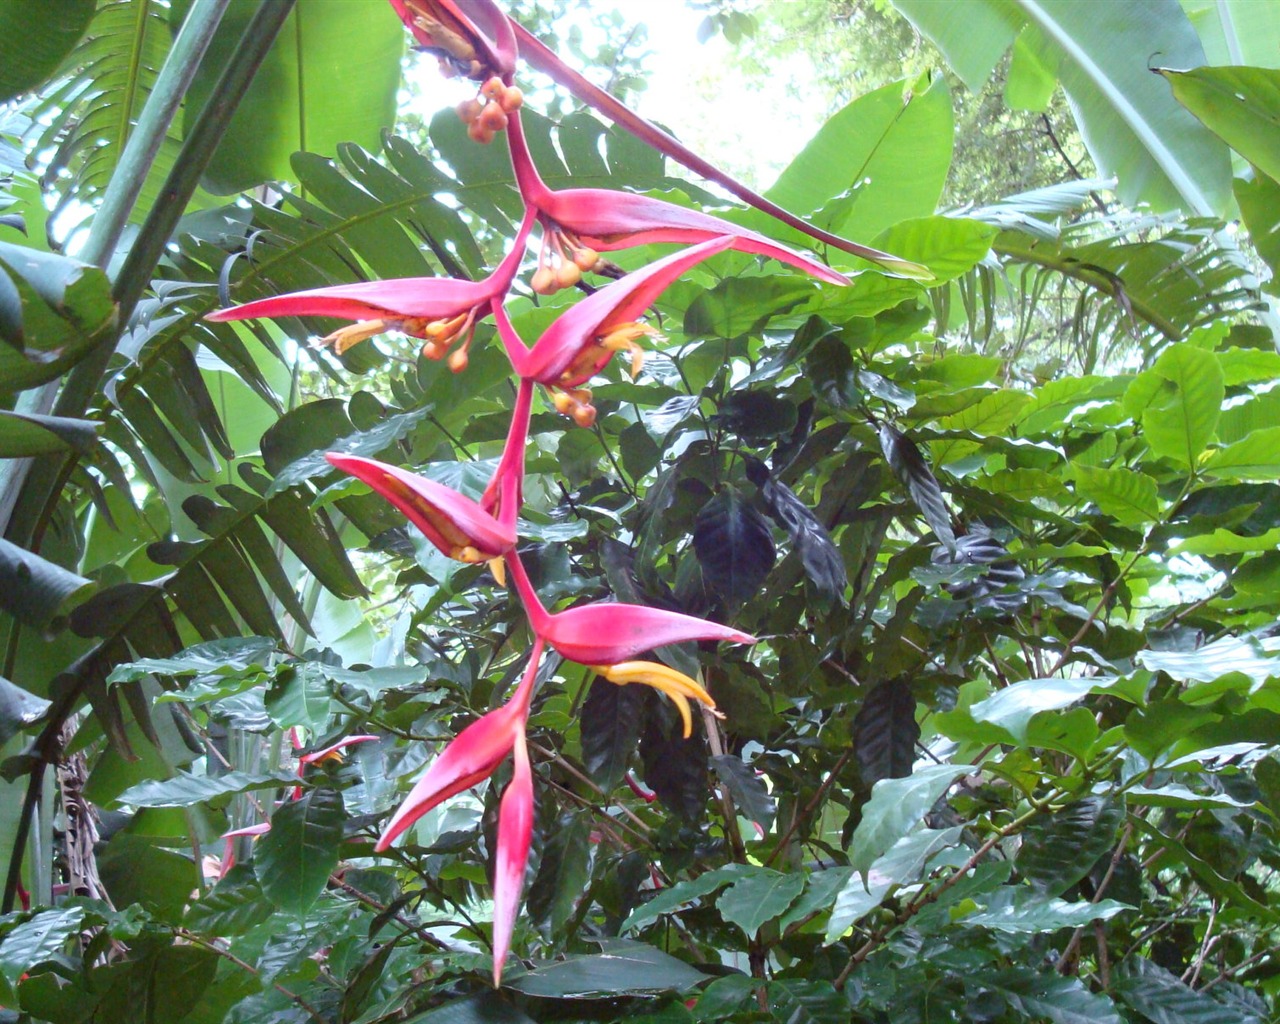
[
  {"left": 879, "top": 424, "right": 956, "bottom": 552},
  {"left": 850, "top": 764, "right": 972, "bottom": 874},
  {"left": 854, "top": 679, "right": 919, "bottom": 785},
  {"left": 983, "top": 968, "right": 1123, "bottom": 1024},
  {"left": 1018, "top": 796, "right": 1125, "bottom": 895},
  {"left": 711, "top": 753, "right": 776, "bottom": 829},
  {"left": 1113, "top": 957, "right": 1257, "bottom": 1024},
  {"left": 117, "top": 770, "right": 296, "bottom": 808},
  {"left": 579, "top": 676, "right": 647, "bottom": 792},
  {"left": 717, "top": 869, "right": 804, "bottom": 938},
  {"left": 254, "top": 787, "right": 346, "bottom": 915},
  {"left": 505, "top": 940, "right": 709, "bottom": 998},
  {"left": 692, "top": 489, "right": 776, "bottom": 610}
]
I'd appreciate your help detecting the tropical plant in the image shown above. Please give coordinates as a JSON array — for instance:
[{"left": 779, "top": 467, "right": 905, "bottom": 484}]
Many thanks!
[{"left": 1, "top": 1, "right": 1279, "bottom": 1022}]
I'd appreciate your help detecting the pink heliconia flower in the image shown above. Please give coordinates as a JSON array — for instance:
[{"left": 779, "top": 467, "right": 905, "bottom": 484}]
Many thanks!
[
  {"left": 491, "top": 730, "right": 534, "bottom": 987},
  {"left": 207, "top": 207, "right": 535, "bottom": 367},
  {"left": 505, "top": 23, "right": 930, "bottom": 280},
  {"left": 328, "top": 452, "right": 516, "bottom": 564},
  {"left": 389, "top": 0, "right": 516, "bottom": 81},
  {"left": 505, "top": 548, "right": 755, "bottom": 665},
  {"left": 374, "top": 637, "right": 544, "bottom": 852},
  {"left": 496, "top": 236, "right": 736, "bottom": 426},
  {"left": 219, "top": 822, "right": 273, "bottom": 880},
  {"left": 504, "top": 112, "right": 851, "bottom": 293}
]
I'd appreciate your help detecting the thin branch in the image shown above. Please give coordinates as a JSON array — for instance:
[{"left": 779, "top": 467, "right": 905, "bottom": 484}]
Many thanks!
[{"left": 175, "top": 929, "right": 326, "bottom": 1024}]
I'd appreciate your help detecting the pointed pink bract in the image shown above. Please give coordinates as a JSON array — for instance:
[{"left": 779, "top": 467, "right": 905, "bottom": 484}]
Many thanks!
[
  {"left": 491, "top": 733, "right": 534, "bottom": 987},
  {"left": 522, "top": 236, "right": 735, "bottom": 386},
  {"left": 326, "top": 453, "right": 514, "bottom": 560}
]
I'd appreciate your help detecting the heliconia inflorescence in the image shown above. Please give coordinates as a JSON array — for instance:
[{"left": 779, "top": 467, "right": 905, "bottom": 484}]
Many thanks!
[{"left": 209, "top": 0, "right": 919, "bottom": 985}]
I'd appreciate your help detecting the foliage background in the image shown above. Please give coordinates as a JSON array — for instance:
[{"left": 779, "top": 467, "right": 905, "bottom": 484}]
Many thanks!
[{"left": 2, "top": 1, "right": 1280, "bottom": 1022}]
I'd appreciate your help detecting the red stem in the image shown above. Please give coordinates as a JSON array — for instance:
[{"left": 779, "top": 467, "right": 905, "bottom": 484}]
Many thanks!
[{"left": 504, "top": 547, "right": 551, "bottom": 637}]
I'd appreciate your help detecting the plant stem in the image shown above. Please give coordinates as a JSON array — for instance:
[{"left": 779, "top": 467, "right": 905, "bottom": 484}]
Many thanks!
[{"left": 175, "top": 929, "right": 327, "bottom": 1023}]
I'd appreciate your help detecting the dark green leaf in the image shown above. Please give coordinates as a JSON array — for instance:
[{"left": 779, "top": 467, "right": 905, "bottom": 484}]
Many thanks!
[
  {"left": 640, "top": 700, "right": 707, "bottom": 824},
  {"left": 711, "top": 753, "right": 776, "bottom": 829},
  {"left": 746, "top": 457, "right": 847, "bottom": 600},
  {"left": 255, "top": 787, "right": 346, "bottom": 916},
  {"left": 983, "top": 967, "right": 1122, "bottom": 1024},
  {"left": 854, "top": 679, "right": 919, "bottom": 786},
  {"left": 117, "top": 770, "right": 295, "bottom": 808},
  {"left": 879, "top": 424, "right": 956, "bottom": 552},
  {"left": 0, "top": 907, "right": 86, "bottom": 986},
  {"left": 766, "top": 979, "right": 850, "bottom": 1024},
  {"left": 0, "top": 535, "right": 97, "bottom": 633},
  {"left": 693, "top": 489, "right": 776, "bottom": 609},
  {"left": 580, "top": 676, "right": 646, "bottom": 792},
  {"left": 1113, "top": 957, "right": 1256, "bottom": 1024},
  {"left": 528, "top": 815, "right": 592, "bottom": 939},
  {"left": 0, "top": 675, "right": 50, "bottom": 746},
  {"left": 805, "top": 334, "right": 859, "bottom": 409},
  {"left": 184, "top": 866, "right": 277, "bottom": 936},
  {"left": 0, "top": 410, "right": 101, "bottom": 457},
  {"left": 505, "top": 940, "right": 709, "bottom": 998},
  {"left": 1018, "top": 796, "right": 1125, "bottom": 895}
]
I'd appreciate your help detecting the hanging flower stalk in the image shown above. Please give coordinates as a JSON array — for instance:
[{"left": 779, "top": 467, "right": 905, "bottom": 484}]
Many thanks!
[{"left": 210, "top": 0, "right": 920, "bottom": 986}]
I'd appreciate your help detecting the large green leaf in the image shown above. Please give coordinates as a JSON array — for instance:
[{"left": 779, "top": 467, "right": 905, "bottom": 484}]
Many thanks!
[
  {"left": 505, "top": 940, "right": 709, "bottom": 998},
  {"left": 31, "top": 0, "right": 184, "bottom": 214},
  {"left": 1018, "top": 796, "right": 1125, "bottom": 895},
  {"left": 116, "top": 770, "right": 296, "bottom": 808},
  {"left": 0, "top": 907, "right": 86, "bottom": 987},
  {"left": 181, "top": 0, "right": 403, "bottom": 193},
  {"left": 1114, "top": 957, "right": 1260, "bottom": 1024},
  {"left": 254, "top": 787, "right": 346, "bottom": 916},
  {"left": 1124, "top": 344, "right": 1224, "bottom": 467},
  {"left": 716, "top": 869, "right": 804, "bottom": 938},
  {"left": 849, "top": 763, "right": 971, "bottom": 874},
  {"left": 983, "top": 968, "right": 1123, "bottom": 1024},
  {"left": 1236, "top": 171, "right": 1280, "bottom": 291},
  {"left": 0, "top": 535, "right": 96, "bottom": 633},
  {"left": 1161, "top": 66, "right": 1280, "bottom": 183},
  {"left": 761, "top": 73, "right": 954, "bottom": 243},
  {"left": 894, "top": 0, "right": 1233, "bottom": 214},
  {"left": 0, "top": 410, "right": 101, "bottom": 457},
  {"left": 1181, "top": 0, "right": 1280, "bottom": 68},
  {"left": 0, "top": 0, "right": 95, "bottom": 103}
]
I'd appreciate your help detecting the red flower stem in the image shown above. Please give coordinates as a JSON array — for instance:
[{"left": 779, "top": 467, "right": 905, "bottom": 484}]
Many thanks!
[
  {"left": 483, "top": 377, "right": 534, "bottom": 525},
  {"left": 504, "top": 547, "right": 552, "bottom": 636},
  {"left": 512, "top": 634, "right": 546, "bottom": 716}
]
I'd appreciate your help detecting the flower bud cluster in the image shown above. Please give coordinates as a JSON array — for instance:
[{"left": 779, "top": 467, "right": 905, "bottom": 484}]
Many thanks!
[{"left": 456, "top": 75, "right": 524, "bottom": 144}]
